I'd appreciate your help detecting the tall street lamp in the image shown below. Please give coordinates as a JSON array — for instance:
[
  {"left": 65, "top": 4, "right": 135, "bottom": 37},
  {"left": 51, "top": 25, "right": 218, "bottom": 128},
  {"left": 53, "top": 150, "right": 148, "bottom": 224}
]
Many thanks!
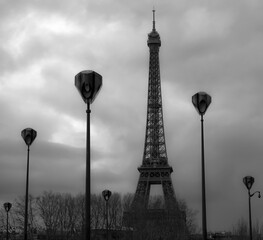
[
  {"left": 75, "top": 70, "right": 102, "bottom": 240},
  {"left": 243, "top": 176, "right": 261, "bottom": 240},
  {"left": 21, "top": 128, "right": 37, "bottom": 240},
  {"left": 192, "top": 92, "right": 212, "bottom": 240},
  {"left": 102, "top": 190, "right": 112, "bottom": 240},
  {"left": 3, "top": 202, "right": 12, "bottom": 240}
]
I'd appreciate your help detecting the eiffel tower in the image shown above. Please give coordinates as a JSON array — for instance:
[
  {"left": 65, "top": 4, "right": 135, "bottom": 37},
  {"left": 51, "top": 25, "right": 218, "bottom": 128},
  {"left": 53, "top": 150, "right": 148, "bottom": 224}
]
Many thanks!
[{"left": 125, "top": 9, "right": 186, "bottom": 239}]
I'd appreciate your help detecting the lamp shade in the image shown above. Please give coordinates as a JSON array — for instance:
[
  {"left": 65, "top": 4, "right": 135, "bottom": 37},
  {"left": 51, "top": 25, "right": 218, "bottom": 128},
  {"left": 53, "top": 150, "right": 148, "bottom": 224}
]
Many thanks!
[
  {"left": 3, "top": 202, "right": 12, "bottom": 212},
  {"left": 75, "top": 70, "right": 102, "bottom": 104},
  {"left": 102, "top": 189, "right": 112, "bottom": 201},
  {"left": 192, "top": 92, "right": 212, "bottom": 116},
  {"left": 21, "top": 128, "right": 37, "bottom": 146},
  {"left": 243, "top": 176, "right": 255, "bottom": 190}
]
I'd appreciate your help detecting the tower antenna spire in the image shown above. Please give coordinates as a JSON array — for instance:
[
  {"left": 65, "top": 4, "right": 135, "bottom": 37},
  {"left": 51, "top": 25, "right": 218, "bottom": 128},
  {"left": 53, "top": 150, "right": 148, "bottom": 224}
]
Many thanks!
[{"left": 152, "top": 7, "right": 156, "bottom": 31}]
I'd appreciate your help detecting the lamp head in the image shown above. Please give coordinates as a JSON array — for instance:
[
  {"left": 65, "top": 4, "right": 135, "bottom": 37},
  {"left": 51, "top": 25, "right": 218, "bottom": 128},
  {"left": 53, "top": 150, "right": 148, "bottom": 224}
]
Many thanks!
[
  {"left": 258, "top": 192, "right": 261, "bottom": 198},
  {"left": 243, "top": 176, "right": 255, "bottom": 190},
  {"left": 192, "top": 92, "right": 212, "bottom": 116},
  {"left": 102, "top": 189, "right": 112, "bottom": 202},
  {"left": 3, "top": 202, "right": 12, "bottom": 212},
  {"left": 21, "top": 128, "right": 37, "bottom": 146},
  {"left": 75, "top": 70, "right": 102, "bottom": 104}
]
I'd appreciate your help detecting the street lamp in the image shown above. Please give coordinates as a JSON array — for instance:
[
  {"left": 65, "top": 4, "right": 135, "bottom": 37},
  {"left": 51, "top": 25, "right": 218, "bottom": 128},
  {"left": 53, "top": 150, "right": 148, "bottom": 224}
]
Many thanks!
[
  {"left": 3, "top": 202, "right": 12, "bottom": 240},
  {"left": 75, "top": 70, "right": 102, "bottom": 240},
  {"left": 21, "top": 128, "right": 37, "bottom": 240},
  {"left": 102, "top": 190, "right": 112, "bottom": 240},
  {"left": 192, "top": 92, "right": 212, "bottom": 240},
  {"left": 243, "top": 176, "right": 261, "bottom": 240}
]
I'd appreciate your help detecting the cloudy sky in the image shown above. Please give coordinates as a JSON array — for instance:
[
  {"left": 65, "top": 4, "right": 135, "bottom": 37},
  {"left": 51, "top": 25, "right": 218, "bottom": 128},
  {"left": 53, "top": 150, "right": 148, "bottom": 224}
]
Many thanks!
[{"left": 1, "top": 0, "right": 263, "bottom": 232}]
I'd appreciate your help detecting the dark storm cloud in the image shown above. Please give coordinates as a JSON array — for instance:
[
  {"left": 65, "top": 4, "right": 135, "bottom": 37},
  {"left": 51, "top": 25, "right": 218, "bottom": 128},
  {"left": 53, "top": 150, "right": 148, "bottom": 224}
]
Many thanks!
[{"left": 0, "top": 139, "right": 85, "bottom": 197}]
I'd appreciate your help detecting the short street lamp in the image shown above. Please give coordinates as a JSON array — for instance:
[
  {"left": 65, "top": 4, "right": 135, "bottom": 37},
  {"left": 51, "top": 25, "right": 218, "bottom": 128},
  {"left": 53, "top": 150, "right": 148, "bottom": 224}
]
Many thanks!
[
  {"left": 243, "top": 176, "right": 261, "bottom": 240},
  {"left": 102, "top": 190, "right": 112, "bottom": 240},
  {"left": 21, "top": 128, "right": 37, "bottom": 240},
  {"left": 3, "top": 202, "right": 12, "bottom": 240},
  {"left": 75, "top": 70, "right": 102, "bottom": 240},
  {"left": 192, "top": 92, "right": 212, "bottom": 240}
]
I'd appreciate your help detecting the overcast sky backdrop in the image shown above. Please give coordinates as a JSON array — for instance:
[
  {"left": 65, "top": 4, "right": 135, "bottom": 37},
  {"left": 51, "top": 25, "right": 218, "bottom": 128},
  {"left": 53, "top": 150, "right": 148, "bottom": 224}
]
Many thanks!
[{"left": 1, "top": 0, "right": 263, "bottom": 232}]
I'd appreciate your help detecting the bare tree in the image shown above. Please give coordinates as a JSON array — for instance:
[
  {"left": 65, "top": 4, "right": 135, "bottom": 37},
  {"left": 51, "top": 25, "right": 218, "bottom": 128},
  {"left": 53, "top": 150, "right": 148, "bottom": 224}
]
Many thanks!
[
  {"left": 57, "top": 193, "right": 83, "bottom": 240},
  {"left": 0, "top": 207, "right": 17, "bottom": 238},
  {"left": 12, "top": 194, "right": 40, "bottom": 234},
  {"left": 124, "top": 195, "right": 193, "bottom": 240},
  {"left": 108, "top": 193, "right": 122, "bottom": 230},
  {"left": 91, "top": 194, "right": 104, "bottom": 229},
  {"left": 178, "top": 198, "right": 198, "bottom": 235},
  {"left": 148, "top": 195, "right": 165, "bottom": 209},
  {"left": 74, "top": 193, "right": 85, "bottom": 239},
  {"left": 253, "top": 220, "right": 261, "bottom": 240},
  {"left": 36, "top": 191, "right": 61, "bottom": 240},
  {"left": 1, "top": 191, "right": 197, "bottom": 240},
  {"left": 122, "top": 193, "right": 134, "bottom": 213},
  {"left": 233, "top": 217, "right": 248, "bottom": 240}
]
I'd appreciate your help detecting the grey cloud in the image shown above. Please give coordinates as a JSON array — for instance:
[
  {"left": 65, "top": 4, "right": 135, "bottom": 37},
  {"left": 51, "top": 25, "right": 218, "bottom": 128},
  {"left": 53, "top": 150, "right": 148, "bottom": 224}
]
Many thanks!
[{"left": 2, "top": 0, "right": 263, "bottom": 232}]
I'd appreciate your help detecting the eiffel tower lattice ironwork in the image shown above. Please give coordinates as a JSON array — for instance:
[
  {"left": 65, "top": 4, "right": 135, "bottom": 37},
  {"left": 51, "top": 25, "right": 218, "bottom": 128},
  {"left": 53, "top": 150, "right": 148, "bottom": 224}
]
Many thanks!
[
  {"left": 123, "top": 10, "right": 187, "bottom": 239},
  {"left": 131, "top": 9, "right": 178, "bottom": 213}
]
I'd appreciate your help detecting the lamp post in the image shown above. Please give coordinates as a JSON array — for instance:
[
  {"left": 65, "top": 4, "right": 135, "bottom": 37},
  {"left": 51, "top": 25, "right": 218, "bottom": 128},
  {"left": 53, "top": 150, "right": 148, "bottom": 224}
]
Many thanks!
[
  {"left": 192, "top": 92, "right": 212, "bottom": 240},
  {"left": 21, "top": 128, "right": 37, "bottom": 240},
  {"left": 243, "top": 176, "right": 261, "bottom": 240},
  {"left": 75, "top": 70, "right": 102, "bottom": 240},
  {"left": 102, "top": 190, "right": 112, "bottom": 240},
  {"left": 3, "top": 202, "right": 12, "bottom": 240}
]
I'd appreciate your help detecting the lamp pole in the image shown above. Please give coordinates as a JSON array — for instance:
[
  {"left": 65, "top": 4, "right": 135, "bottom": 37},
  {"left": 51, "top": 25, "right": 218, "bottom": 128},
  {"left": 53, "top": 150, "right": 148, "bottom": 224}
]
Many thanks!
[
  {"left": 86, "top": 100, "right": 91, "bottom": 240},
  {"left": 75, "top": 70, "right": 102, "bottom": 240},
  {"left": 21, "top": 128, "right": 37, "bottom": 240},
  {"left": 248, "top": 189, "right": 252, "bottom": 240},
  {"left": 200, "top": 113, "right": 207, "bottom": 240},
  {"left": 3, "top": 202, "right": 12, "bottom": 240},
  {"left": 243, "top": 176, "right": 261, "bottom": 240},
  {"left": 192, "top": 92, "right": 211, "bottom": 240},
  {"left": 102, "top": 190, "right": 112, "bottom": 240}
]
